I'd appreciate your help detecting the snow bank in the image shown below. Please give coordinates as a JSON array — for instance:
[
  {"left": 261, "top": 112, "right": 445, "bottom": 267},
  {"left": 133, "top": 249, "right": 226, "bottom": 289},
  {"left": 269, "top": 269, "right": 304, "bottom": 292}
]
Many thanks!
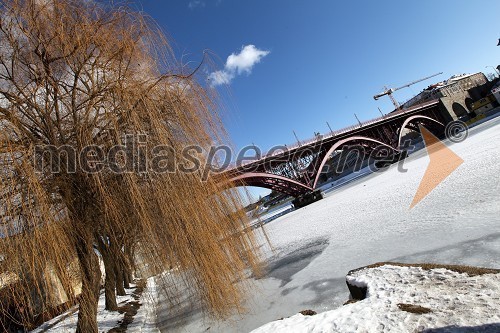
[{"left": 251, "top": 265, "right": 500, "bottom": 333}]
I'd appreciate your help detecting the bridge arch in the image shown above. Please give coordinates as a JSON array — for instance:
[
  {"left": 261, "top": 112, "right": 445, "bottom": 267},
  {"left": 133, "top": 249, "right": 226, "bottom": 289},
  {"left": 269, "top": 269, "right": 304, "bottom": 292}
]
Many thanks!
[
  {"left": 312, "top": 136, "right": 399, "bottom": 189},
  {"left": 227, "top": 172, "right": 313, "bottom": 197},
  {"left": 397, "top": 115, "right": 444, "bottom": 149},
  {"left": 452, "top": 102, "right": 468, "bottom": 118}
]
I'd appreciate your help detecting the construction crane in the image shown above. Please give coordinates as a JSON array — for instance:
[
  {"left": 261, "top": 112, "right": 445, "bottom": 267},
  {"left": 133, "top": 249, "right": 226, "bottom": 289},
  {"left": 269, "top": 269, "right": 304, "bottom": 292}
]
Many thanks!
[{"left": 374, "top": 72, "right": 443, "bottom": 109}]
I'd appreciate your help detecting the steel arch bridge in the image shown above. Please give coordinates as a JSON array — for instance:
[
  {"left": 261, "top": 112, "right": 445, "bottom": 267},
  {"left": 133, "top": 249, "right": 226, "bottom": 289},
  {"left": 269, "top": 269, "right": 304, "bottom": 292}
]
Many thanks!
[{"left": 218, "top": 99, "right": 449, "bottom": 198}]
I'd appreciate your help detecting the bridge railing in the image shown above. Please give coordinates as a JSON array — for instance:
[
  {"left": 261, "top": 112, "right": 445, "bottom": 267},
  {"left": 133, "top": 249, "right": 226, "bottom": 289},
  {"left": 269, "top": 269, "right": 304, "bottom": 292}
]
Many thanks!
[{"left": 273, "top": 99, "right": 440, "bottom": 154}]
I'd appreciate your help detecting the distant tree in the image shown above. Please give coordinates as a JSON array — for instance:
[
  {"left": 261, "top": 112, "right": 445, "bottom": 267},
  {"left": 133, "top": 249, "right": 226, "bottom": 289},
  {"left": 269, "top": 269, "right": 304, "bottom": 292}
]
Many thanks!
[{"left": 0, "top": 1, "right": 261, "bottom": 332}]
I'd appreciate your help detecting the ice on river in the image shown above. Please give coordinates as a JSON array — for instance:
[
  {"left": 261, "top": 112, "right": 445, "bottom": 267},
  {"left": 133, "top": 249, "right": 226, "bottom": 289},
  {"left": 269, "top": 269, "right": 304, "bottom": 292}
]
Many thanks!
[{"left": 153, "top": 116, "right": 500, "bottom": 332}]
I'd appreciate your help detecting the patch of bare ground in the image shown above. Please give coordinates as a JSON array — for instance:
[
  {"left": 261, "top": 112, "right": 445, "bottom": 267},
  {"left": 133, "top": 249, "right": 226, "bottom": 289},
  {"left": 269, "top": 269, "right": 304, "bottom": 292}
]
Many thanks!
[
  {"left": 397, "top": 303, "right": 432, "bottom": 314},
  {"left": 343, "top": 299, "right": 359, "bottom": 305},
  {"left": 277, "top": 309, "right": 317, "bottom": 321},
  {"left": 299, "top": 310, "right": 317, "bottom": 316}
]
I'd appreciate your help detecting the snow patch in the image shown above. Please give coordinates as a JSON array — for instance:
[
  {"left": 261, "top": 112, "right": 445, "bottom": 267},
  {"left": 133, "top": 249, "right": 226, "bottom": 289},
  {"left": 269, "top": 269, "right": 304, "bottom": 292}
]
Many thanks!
[
  {"left": 31, "top": 289, "right": 134, "bottom": 332},
  {"left": 251, "top": 265, "right": 500, "bottom": 333},
  {"left": 345, "top": 275, "right": 368, "bottom": 289}
]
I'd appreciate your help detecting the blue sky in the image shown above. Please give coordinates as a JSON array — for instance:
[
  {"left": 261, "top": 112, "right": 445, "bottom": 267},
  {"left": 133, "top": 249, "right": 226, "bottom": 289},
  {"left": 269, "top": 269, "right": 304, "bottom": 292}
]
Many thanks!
[{"left": 139, "top": 0, "right": 499, "bottom": 200}]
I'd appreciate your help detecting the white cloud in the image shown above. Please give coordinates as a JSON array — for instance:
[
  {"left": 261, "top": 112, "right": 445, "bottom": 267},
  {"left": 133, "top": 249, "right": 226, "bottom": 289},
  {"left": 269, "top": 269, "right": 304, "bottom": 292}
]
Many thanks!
[
  {"left": 209, "top": 45, "right": 270, "bottom": 86},
  {"left": 226, "top": 45, "right": 270, "bottom": 74},
  {"left": 208, "top": 70, "right": 234, "bottom": 86},
  {"left": 188, "top": 1, "right": 205, "bottom": 9}
]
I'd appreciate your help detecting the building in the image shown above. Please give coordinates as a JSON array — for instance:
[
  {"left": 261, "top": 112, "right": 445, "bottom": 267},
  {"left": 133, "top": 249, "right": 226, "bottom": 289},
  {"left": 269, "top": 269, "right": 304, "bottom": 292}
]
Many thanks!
[
  {"left": 470, "top": 94, "right": 497, "bottom": 115},
  {"left": 401, "top": 72, "right": 493, "bottom": 121},
  {"left": 491, "top": 82, "right": 500, "bottom": 104}
]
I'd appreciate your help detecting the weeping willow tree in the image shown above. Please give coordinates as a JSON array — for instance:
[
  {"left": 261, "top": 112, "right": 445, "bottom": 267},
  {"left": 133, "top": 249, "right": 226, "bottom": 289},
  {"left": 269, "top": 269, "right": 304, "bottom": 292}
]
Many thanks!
[{"left": 0, "top": 0, "right": 261, "bottom": 332}]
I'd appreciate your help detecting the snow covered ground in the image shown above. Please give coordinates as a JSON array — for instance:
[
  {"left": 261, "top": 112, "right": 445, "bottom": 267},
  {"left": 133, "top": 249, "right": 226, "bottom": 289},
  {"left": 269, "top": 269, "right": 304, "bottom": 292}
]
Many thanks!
[
  {"left": 150, "top": 116, "right": 500, "bottom": 332},
  {"left": 253, "top": 265, "right": 500, "bottom": 332},
  {"left": 34, "top": 116, "right": 500, "bottom": 332},
  {"left": 31, "top": 287, "right": 136, "bottom": 332}
]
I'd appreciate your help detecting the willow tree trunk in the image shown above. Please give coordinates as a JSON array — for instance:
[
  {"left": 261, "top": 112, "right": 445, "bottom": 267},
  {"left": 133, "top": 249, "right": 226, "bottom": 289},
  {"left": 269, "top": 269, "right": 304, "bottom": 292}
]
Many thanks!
[
  {"left": 123, "top": 268, "right": 131, "bottom": 289},
  {"left": 122, "top": 252, "right": 132, "bottom": 289},
  {"left": 75, "top": 239, "right": 101, "bottom": 333},
  {"left": 101, "top": 249, "right": 118, "bottom": 311},
  {"left": 115, "top": 262, "right": 126, "bottom": 296},
  {"left": 110, "top": 241, "right": 127, "bottom": 296},
  {"left": 124, "top": 244, "right": 135, "bottom": 284}
]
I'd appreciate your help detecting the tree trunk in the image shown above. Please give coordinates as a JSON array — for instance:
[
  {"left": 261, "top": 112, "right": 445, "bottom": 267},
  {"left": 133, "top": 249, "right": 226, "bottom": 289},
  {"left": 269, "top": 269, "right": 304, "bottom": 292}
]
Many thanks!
[
  {"left": 115, "top": 263, "right": 126, "bottom": 296},
  {"left": 75, "top": 239, "right": 101, "bottom": 333},
  {"left": 101, "top": 251, "right": 118, "bottom": 311},
  {"left": 122, "top": 252, "right": 132, "bottom": 288},
  {"left": 109, "top": 238, "right": 127, "bottom": 296},
  {"left": 127, "top": 267, "right": 134, "bottom": 285},
  {"left": 124, "top": 245, "right": 135, "bottom": 284},
  {"left": 123, "top": 267, "right": 130, "bottom": 289}
]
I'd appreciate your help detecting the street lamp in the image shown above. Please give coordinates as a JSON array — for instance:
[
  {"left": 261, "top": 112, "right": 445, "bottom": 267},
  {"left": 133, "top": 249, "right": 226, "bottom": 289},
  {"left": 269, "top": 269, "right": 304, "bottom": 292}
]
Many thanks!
[{"left": 486, "top": 66, "right": 500, "bottom": 77}]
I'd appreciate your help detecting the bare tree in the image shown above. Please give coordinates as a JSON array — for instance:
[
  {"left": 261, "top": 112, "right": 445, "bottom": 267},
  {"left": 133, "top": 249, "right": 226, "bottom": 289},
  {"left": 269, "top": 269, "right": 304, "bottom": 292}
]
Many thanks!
[{"left": 0, "top": 0, "right": 261, "bottom": 331}]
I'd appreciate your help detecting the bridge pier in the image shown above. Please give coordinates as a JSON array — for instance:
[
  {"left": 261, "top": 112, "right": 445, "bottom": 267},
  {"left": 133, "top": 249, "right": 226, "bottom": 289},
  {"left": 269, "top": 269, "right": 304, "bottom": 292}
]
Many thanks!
[{"left": 292, "top": 189, "right": 323, "bottom": 209}]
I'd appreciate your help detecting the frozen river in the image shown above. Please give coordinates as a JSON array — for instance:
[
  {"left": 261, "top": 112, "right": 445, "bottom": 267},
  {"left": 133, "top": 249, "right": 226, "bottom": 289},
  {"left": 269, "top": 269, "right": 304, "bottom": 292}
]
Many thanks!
[{"left": 154, "top": 116, "right": 500, "bottom": 333}]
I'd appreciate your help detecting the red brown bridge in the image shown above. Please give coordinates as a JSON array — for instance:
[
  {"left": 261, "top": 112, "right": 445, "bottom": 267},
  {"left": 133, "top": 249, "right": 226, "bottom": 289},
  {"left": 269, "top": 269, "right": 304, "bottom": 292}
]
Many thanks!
[{"left": 219, "top": 99, "right": 454, "bottom": 204}]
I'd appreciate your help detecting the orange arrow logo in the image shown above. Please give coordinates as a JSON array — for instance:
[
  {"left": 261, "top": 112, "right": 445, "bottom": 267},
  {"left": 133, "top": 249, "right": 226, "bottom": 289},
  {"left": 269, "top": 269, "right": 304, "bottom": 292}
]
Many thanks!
[{"left": 410, "top": 125, "right": 464, "bottom": 209}]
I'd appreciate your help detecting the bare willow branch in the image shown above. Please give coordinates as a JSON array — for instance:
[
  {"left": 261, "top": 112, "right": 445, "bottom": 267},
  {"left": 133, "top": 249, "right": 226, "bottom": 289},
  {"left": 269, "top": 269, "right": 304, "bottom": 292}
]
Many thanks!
[{"left": 0, "top": 1, "right": 261, "bottom": 332}]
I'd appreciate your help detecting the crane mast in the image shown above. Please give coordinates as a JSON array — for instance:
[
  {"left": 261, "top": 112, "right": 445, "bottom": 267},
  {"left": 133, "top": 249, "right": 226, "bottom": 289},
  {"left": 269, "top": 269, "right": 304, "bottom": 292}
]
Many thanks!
[{"left": 374, "top": 72, "right": 443, "bottom": 110}]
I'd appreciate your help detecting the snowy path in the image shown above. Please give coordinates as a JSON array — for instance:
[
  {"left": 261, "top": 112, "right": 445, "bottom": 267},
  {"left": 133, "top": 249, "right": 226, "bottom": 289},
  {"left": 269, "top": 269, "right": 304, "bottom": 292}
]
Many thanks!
[{"left": 153, "top": 116, "right": 500, "bottom": 332}]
